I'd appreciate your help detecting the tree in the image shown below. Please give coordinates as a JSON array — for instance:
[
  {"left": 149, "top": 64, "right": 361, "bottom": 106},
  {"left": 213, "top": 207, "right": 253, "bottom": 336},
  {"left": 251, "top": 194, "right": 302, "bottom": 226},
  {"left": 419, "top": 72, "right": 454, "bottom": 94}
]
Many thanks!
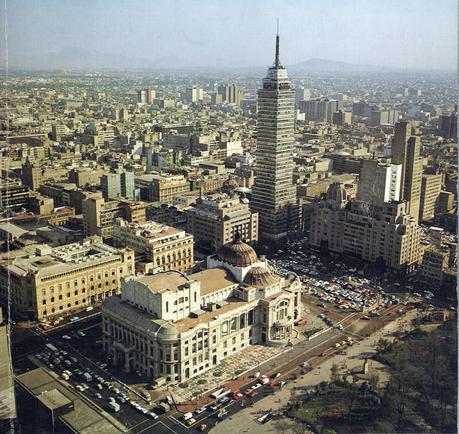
[
  {"left": 369, "top": 373, "right": 379, "bottom": 391},
  {"left": 330, "top": 363, "right": 339, "bottom": 383}
]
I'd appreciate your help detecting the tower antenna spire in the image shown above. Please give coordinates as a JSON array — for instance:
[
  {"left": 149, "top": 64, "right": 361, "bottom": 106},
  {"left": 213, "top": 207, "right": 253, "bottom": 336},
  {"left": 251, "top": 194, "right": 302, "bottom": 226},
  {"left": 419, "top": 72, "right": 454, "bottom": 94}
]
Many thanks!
[{"left": 275, "top": 18, "right": 280, "bottom": 67}]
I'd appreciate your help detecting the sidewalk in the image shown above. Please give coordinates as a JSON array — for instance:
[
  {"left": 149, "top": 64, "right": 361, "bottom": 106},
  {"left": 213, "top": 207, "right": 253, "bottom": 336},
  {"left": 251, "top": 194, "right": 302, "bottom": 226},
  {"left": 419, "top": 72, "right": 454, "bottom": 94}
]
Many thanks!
[{"left": 212, "top": 309, "right": 420, "bottom": 434}]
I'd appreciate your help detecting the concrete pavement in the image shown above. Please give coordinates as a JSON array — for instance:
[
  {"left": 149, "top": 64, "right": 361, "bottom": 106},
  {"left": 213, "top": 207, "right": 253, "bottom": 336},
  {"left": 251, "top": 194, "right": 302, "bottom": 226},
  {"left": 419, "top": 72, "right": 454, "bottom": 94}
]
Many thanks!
[{"left": 211, "top": 309, "right": 420, "bottom": 434}]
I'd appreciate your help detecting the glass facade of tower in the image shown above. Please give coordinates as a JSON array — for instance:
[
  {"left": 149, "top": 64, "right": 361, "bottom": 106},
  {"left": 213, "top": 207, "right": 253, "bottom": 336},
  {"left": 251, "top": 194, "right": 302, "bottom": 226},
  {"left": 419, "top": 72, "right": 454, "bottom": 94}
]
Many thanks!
[{"left": 251, "top": 36, "right": 300, "bottom": 241}]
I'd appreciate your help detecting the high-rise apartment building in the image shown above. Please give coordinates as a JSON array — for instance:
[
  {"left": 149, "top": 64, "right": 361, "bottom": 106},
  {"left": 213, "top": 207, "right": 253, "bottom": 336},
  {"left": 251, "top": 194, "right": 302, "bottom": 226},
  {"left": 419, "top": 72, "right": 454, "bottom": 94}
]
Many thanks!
[
  {"left": 250, "top": 33, "right": 301, "bottom": 241},
  {"left": 391, "top": 121, "right": 422, "bottom": 223},
  {"left": 357, "top": 160, "right": 402, "bottom": 206},
  {"left": 186, "top": 193, "right": 258, "bottom": 252}
]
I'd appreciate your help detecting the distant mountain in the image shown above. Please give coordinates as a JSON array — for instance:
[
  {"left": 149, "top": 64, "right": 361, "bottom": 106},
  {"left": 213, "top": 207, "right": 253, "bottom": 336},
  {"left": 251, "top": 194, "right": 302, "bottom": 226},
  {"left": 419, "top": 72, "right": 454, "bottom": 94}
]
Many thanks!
[
  {"left": 11, "top": 47, "right": 189, "bottom": 70},
  {"left": 288, "top": 58, "right": 412, "bottom": 74},
  {"left": 9, "top": 49, "right": 453, "bottom": 74}
]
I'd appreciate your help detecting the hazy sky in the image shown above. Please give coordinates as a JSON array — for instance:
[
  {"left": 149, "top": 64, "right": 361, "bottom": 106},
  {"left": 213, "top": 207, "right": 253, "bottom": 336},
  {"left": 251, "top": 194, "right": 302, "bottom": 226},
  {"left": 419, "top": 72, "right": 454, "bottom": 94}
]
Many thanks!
[{"left": 4, "top": 0, "right": 457, "bottom": 70}]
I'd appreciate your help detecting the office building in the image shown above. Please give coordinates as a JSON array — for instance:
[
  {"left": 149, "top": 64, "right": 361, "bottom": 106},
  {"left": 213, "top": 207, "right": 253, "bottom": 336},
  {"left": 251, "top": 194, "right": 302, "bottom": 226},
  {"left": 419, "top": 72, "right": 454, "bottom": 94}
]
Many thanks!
[
  {"left": 185, "top": 86, "right": 203, "bottom": 103},
  {"left": 0, "top": 239, "right": 134, "bottom": 321},
  {"left": 250, "top": 33, "right": 301, "bottom": 241},
  {"left": 310, "top": 182, "right": 422, "bottom": 273},
  {"left": 186, "top": 193, "right": 258, "bottom": 252},
  {"left": 138, "top": 88, "right": 155, "bottom": 104},
  {"left": 357, "top": 160, "right": 402, "bottom": 206},
  {"left": 391, "top": 121, "right": 422, "bottom": 223},
  {"left": 21, "top": 160, "right": 42, "bottom": 191},
  {"left": 419, "top": 174, "right": 442, "bottom": 221},
  {"left": 101, "top": 233, "right": 301, "bottom": 381},
  {"left": 299, "top": 98, "right": 340, "bottom": 122},
  {"left": 217, "top": 84, "right": 241, "bottom": 106},
  {"left": 113, "top": 219, "right": 194, "bottom": 273},
  {"left": 135, "top": 174, "right": 190, "bottom": 204},
  {"left": 0, "top": 181, "right": 30, "bottom": 212},
  {"left": 83, "top": 197, "right": 146, "bottom": 240},
  {"left": 369, "top": 109, "right": 399, "bottom": 126},
  {"left": 352, "top": 101, "right": 372, "bottom": 118},
  {"left": 332, "top": 110, "right": 352, "bottom": 126},
  {"left": 436, "top": 190, "right": 455, "bottom": 214},
  {"left": 101, "top": 170, "right": 135, "bottom": 201},
  {"left": 295, "top": 87, "right": 311, "bottom": 105},
  {"left": 101, "top": 173, "right": 121, "bottom": 200},
  {"left": 51, "top": 124, "right": 67, "bottom": 141},
  {"left": 439, "top": 111, "right": 457, "bottom": 139}
]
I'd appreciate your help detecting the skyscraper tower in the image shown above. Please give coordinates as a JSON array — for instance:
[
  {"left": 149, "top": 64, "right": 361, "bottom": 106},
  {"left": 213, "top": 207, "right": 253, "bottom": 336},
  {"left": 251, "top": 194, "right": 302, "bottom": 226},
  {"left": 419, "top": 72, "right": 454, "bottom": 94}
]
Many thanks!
[
  {"left": 250, "top": 31, "right": 300, "bottom": 241},
  {"left": 392, "top": 121, "right": 422, "bottom": 223}
]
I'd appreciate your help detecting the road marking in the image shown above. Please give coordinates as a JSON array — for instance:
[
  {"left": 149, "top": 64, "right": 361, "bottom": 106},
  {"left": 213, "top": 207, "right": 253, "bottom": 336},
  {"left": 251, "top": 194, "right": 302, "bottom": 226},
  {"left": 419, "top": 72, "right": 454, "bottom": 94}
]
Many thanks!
[{"left": 136, "top": 420, "right": 179, "bottom": 434}]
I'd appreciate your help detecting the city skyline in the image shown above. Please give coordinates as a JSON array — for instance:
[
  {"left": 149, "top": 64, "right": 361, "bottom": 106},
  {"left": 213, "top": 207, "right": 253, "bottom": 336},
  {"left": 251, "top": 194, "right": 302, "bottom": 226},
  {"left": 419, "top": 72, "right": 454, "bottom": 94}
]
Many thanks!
[{"left": 2, "top": 0, "right": 457, "bottom": 71}]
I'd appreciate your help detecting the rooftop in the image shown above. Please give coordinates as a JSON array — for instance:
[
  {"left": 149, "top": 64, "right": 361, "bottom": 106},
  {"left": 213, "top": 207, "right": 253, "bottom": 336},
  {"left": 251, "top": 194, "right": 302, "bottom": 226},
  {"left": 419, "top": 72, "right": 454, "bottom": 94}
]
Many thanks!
[{"left": 189, "top": 267, "right": 237, "bottom": 295}]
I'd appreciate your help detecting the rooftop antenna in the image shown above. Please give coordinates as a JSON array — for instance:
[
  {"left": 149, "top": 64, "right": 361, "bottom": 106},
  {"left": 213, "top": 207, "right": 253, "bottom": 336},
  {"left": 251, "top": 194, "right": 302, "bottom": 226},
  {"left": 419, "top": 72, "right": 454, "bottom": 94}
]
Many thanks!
[{"left": 275, "top": 18, "right": 280, "bottom": 67}]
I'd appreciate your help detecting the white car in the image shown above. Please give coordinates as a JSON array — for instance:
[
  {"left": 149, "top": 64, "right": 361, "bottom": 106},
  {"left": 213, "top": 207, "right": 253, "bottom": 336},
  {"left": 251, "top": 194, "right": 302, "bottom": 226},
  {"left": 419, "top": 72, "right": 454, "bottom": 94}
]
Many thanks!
[{"left": 62, "top": 335, "right": 71, "bottom": 340}]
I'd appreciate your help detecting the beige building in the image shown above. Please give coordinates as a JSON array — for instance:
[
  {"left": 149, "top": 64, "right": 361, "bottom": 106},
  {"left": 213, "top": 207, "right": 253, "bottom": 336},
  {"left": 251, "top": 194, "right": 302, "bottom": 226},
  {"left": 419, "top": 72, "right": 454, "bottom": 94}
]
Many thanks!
[
  {"left": 113, "top": 219, "right": 194, "bottom": 273},
  {"left": 391, "top": 121, "right": 422, "bottom": 223},
  {"left": 135, "top": 174, "right": 190, "bottom": 204},
  {"left": 102, "top": 234, "right": 301, "bottom": 382},
  {"left": 0, "top": 239, "right": 134, "bottom": 321},
  {"left": 419, "top": 174, "right": 442, "bottom": 221},
  {"left": 419, "top": 228, "right": 457, "bottom": 291},
  {"left": 309, "top": 182, "right": 422, "bottom": 272},
  {"left": 83, "top": 197, "right": 146, "bottom": 240},
  {"left": 186, "top": 193, "right": 258, "bottom": 253}
]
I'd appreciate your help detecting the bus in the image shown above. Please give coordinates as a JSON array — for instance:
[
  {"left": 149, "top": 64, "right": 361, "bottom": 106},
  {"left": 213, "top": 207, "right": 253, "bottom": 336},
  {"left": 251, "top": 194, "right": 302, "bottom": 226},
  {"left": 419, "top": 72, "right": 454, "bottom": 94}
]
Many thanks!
[{"left": 45, "top": 343, "right": 58, "bottom": 353}]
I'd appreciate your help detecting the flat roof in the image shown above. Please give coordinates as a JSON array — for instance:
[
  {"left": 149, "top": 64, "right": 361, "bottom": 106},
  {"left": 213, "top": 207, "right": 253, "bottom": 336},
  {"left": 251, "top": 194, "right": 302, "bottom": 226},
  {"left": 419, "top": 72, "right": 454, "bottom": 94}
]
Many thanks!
[
  {"left": 175, "top": 296, "right": 248, "bottom": 332},
  {"left": 37, "top": 388, "right": 72, "bottom": 410},
  {"left": 138, "top": 271, "right": 190, "bottom": 294},
  {"left": 189, "top": 267, "right": 237, "bottom": 295},
  {"left": 16, "top": 368, "right": 126, "bottom": 433}
]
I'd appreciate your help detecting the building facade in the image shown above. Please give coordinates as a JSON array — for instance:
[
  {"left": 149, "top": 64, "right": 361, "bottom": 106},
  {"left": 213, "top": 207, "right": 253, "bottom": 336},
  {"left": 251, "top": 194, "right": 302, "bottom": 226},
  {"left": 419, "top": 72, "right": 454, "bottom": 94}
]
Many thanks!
[
  {"left": 419, "top": 174, "right": 442, "bottom": 221},
  {"left": 83, "top": 197, "right": 146, "bottom": 240},
  {"left": 391, "top": 121, "right": 422, "bottom": 223},
  {"left": 101, "top": 234, "right": 301, "bottom": 382},
  {"left": 357, "top": 160, "right": 402, "bottom": 206},
  {"left": 0, "top": 239, "right": 134, "bottom": 321},
  {"left": 250, "top": 34, "right": 301, "bottom": 241},
  {"left": 309, "top": 182, "right": 422, "bottom": 272},
  {"left": 186, "top": 193, "right": 258, "bottom": 253},
  {"left": 113, "top": 219, "right": 194, "bottom": 273},
  {"left": 135, "top": 174, "right": 190, "bottom": 204}
]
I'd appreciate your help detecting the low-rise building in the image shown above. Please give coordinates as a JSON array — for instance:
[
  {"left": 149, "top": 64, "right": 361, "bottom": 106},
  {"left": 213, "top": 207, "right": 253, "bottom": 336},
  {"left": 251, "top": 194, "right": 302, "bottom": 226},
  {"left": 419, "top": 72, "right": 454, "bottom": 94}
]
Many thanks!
[
  {"left": 102, "top": 234, "right": 301, "bottom": 382},
  {"left": 186, "top": 193, "right": 258, "bottom": 253},
  {"left": 0, "top": 238, "right": 134, "bottom": 321},
  {"left": 135, "top": 174, "right": 190, "bottom": 204},
  {"left": 83, "top": 197, "right": 146, "bottom": 240},
  {"left": 113, "top": 219, "right": 194, "bottom": 273}
]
